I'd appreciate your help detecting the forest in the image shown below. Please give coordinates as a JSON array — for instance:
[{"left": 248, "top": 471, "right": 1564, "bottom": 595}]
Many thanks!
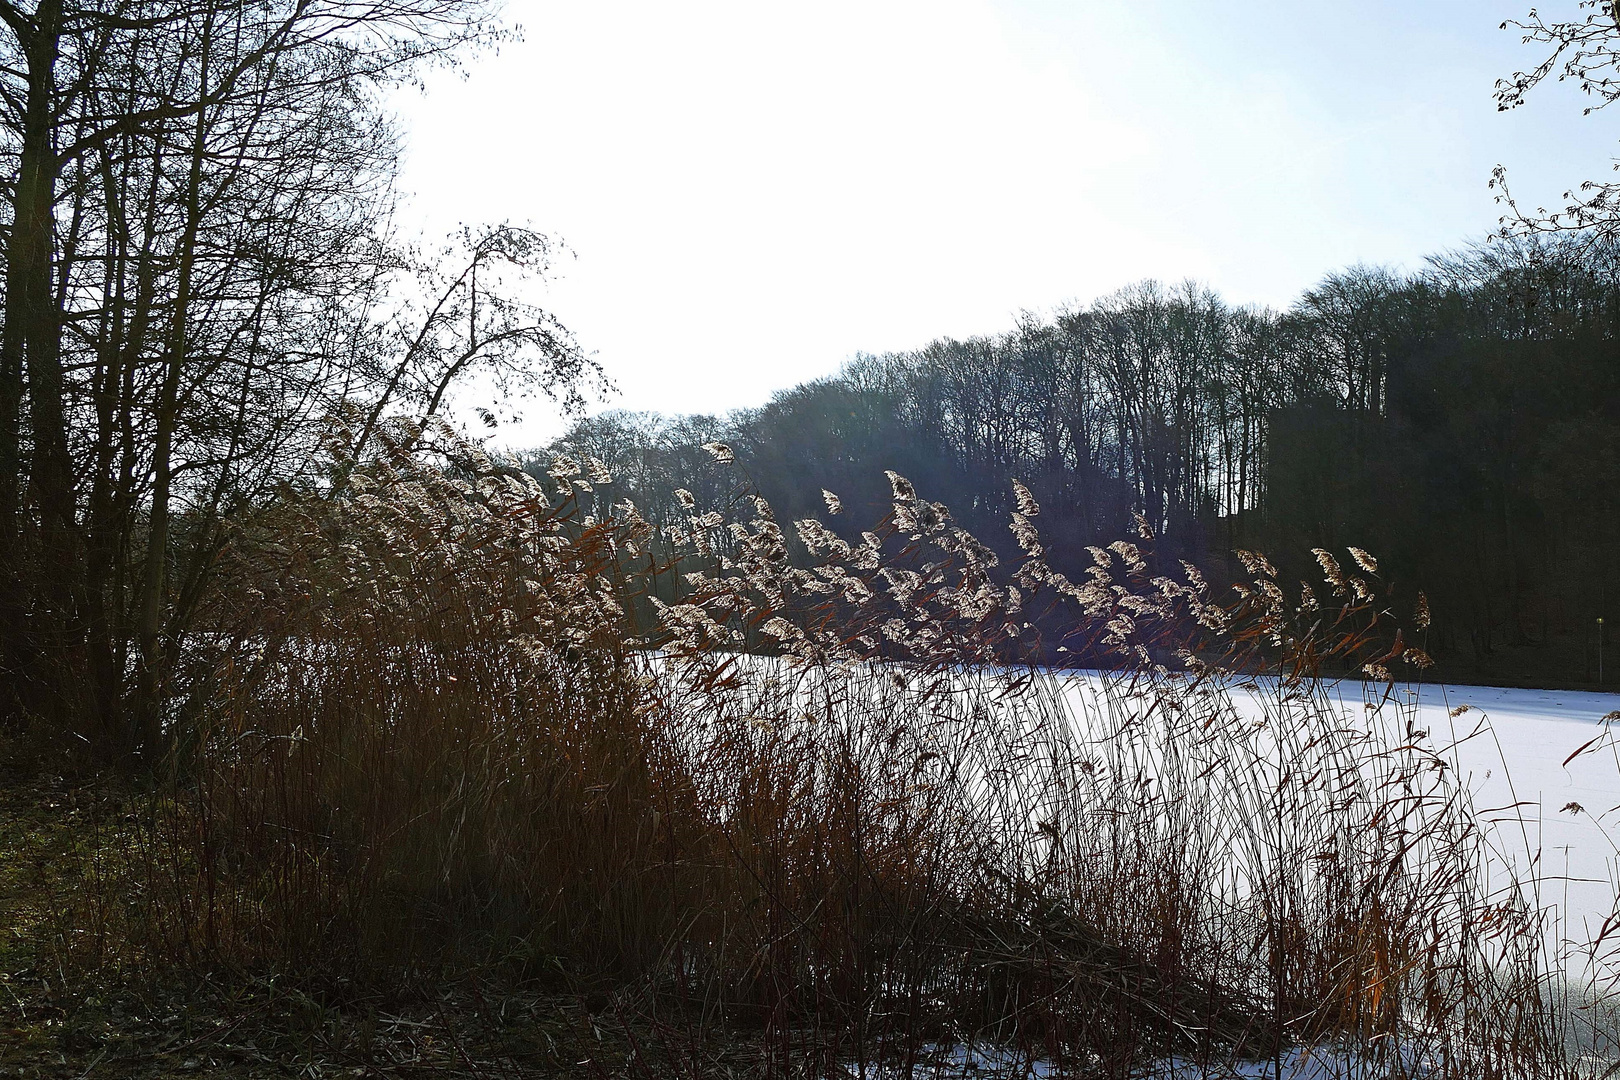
[{"left": 548, "top": 238, "right": 1620, "bottom": 686}]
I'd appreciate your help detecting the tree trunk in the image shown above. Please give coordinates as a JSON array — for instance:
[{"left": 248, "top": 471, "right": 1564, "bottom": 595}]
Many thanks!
[
  {"left": 136, "top": 27, "right": 210, "bottom": 754},
  {"left": 0, "top": 0, "right": 77, "bottom": 730}
]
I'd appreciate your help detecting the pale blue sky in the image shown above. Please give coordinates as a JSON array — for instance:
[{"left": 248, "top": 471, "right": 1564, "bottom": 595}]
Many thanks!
[{"left": 392, "top": 1, "right": 1616, "bottom": 445}]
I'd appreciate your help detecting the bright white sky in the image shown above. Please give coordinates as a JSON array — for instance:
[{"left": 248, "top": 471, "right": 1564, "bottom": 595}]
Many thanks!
[{"left": 392, "top": 0, "right": 1620, "bottom": 447}]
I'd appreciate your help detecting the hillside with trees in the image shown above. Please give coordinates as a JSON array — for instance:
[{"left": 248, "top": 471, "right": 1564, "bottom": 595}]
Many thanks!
[{"left": 547, "top": 236, "right": 1620, "bottom": 687}]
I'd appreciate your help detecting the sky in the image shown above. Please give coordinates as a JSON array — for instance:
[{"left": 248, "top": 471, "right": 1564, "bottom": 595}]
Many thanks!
[{"left": 391, "top": 0, "right": 1620, "bottom": 447}]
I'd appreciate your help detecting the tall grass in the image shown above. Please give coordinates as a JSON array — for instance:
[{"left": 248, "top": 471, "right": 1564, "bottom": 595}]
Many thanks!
[{"left": 124, "top": 421, "right": 1580, "bottom": 1076}]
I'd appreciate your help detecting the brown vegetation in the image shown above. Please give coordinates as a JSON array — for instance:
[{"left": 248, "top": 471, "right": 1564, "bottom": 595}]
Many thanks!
[{"left": 18, "top": 423, "right": 1577, "bottom": 1077}]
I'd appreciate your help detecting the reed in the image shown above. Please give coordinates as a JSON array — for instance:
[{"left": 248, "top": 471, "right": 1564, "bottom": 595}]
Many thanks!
[{"left": 113, "top": 420, "right": 1581, "bottom": 1077}]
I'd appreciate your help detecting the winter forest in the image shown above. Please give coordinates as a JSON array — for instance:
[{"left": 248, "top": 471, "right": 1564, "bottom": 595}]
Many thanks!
[{"left": 549, "top": 239, "right": 1620, "bottom": 685}]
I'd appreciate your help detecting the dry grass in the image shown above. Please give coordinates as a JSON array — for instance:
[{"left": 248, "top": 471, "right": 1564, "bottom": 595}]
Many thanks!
[{"left": 45, "top": 420, "right": 1592, "bottom": 1077}]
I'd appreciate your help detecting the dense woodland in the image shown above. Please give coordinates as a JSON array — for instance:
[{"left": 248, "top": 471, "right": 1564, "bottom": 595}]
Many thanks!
[{"left": 547, "top": 238, "right": 1620, "bottom": 686}]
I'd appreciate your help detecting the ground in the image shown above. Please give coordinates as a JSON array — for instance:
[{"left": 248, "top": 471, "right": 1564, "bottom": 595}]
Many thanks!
[{"left": 0, "top": 766, "right": 717, "bottom": 1079}]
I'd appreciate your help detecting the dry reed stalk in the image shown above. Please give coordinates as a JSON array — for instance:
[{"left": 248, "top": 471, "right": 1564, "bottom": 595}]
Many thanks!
[{"left": 106, "top": 424, "right": 1582, "bottom": 1077}]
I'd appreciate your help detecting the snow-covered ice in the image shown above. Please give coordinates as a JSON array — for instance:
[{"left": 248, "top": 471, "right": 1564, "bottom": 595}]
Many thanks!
[{"left": 1365, "top": 681, "right": 1620, "bottom": 973}]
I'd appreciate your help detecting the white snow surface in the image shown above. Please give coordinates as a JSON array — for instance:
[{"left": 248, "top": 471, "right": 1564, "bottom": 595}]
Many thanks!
[
  {"left": 1033, "top": 673, "right": 1620, "bottom": 967},
  {"left": 1066, "top": 673, "right": 1620, "bottom": 971},
  {"left": 1362, "top": 681, "right": 1620, "bottom": 970}
]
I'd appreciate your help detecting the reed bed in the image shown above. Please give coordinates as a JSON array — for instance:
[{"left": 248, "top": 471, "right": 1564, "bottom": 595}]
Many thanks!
[{"left": 116, "top": 421, "right": 1591, "bottom": 1077}]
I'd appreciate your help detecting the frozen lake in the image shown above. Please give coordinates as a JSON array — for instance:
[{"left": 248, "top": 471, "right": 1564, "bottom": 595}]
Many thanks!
[
  {"left": 1389, "top": 681, "right": 1620, "bottom": 976},
  {"left": 1163, "top": 675, "right": 1620, "bottom": 977}
]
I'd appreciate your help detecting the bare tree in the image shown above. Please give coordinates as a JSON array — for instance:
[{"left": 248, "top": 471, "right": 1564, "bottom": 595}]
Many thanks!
[
  {"left": 1493, "top": 2, "right": 1620, "bottom": 239},
  {"left": 0, "top": 0, "right": 601, "bottom": 757}
]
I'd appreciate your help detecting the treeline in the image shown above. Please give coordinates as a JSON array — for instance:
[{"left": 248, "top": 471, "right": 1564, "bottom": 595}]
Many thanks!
[{"left": 546, "top": 236, "right": 1620, "bottom": 686}]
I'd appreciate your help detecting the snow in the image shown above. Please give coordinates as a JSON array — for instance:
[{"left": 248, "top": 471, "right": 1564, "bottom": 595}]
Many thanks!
[
  {"left": 1048, "top": 673, "right": 1620, "bottom": 976},
  {"left": 1367, "top": 681, "right": 1620, "bottom": 976},
  {"left": 1032, "top": 671, "right": 1620, "bottom": 960}
]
